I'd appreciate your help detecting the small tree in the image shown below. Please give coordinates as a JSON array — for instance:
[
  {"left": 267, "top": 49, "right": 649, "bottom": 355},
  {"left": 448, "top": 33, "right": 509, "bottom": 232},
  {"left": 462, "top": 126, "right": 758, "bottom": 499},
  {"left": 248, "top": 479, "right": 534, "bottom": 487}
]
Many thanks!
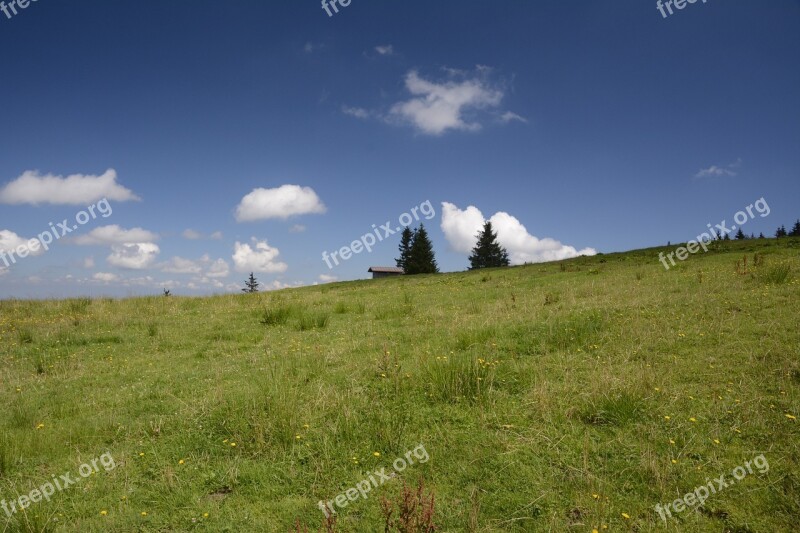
[
  {"left": 242, "top": 272, "right": 260, "bottom": 293},
  {"left": 469, "top": 221, "right": 510, "bottom": 269},
  {"left": 406, "top": 224, "right": 438, "bottom": 275},
  {"left": 776, "top": 225, "right": 788, "bottom": 238},
  {"left": 790, "top": 220, "right": 800, "bottom": 237},
  {"left": 723, "top": 233, "right": 731, "bottom": 241},
  {"left": 734, "top": 228, "right": 746, "bottom": 240},
  {"left": 759, "top": 232, "right": 765, "bottom": 239},
  {"left": 395, "top": 226, "right": 413, "bottom": 272}
]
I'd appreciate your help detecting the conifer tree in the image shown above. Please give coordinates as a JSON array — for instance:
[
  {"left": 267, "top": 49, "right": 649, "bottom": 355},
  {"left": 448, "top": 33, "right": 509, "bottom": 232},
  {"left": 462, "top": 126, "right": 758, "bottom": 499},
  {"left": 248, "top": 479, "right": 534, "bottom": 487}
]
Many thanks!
[
  {"left": 406, "top": 224, "right": 438, "bottom": 275},
  {"left": 469, "top": 221, "right": 510, "bottom": 269},
  {"left": 759, "top": 232, "right": 765, "bottom": 239},
  {"left": 242, "top": 272, "right": 260, "bottom": 293},
  {"left": 735, "top": 228, "right": 746, "bottom": 240},
  {"left": 790, "top": 220, "right": 800, "bottom": 237},
  {"left": 776, "top": 225, "right": 788, "bottom": 238},
  {"left": 395, "top": 227, "right": 413, "bottom": 272}
]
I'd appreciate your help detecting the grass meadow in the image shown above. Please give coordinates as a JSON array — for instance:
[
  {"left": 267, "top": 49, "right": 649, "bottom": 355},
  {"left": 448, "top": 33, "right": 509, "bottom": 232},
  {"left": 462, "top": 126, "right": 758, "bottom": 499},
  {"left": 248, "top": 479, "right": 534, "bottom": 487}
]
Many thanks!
[{"left": 1, "top": 238, "right": 799, "bottom": 532}]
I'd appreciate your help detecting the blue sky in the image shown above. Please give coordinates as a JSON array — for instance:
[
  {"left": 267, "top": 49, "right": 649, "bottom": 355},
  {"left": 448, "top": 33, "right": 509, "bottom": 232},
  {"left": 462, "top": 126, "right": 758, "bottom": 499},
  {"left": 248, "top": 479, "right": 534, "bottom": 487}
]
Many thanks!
[{"left": 0, "top": 0, "right": 798, "bottom": 298}]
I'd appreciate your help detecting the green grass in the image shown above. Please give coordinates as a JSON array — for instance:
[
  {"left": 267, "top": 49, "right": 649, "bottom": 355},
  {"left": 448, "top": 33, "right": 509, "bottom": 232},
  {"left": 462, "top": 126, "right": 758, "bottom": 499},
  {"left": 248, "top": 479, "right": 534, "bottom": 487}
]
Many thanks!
[{"left": 0, "top": 238, "right": 799, "bottom": 531}]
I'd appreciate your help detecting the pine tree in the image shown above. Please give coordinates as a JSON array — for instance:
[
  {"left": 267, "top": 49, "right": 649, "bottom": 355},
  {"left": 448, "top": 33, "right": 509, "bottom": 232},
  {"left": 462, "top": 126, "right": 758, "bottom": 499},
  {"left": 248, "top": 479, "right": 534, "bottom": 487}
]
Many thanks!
[
  {"left": 790, "top": 220, "right": 800, "bottom": 237},
  {"left": 759, "top": 232, "right": 765, "bottom": 239},
  {"left": 723, "top": 233, "right": 731, "bottom": 241},
  {"left": 735, "top": 228, "right": 746, "bottom": 240},
  {"left": 405, "top": 224, "right": 438, "bottom": 275},
  {"left": 242, "top": 272, "right": 260, "bottom": 293},
  {"left": 776, "top": 225, "right": 788, "bottom": 238},
  {"left": 395, "top": 227, "right": 413, "bottom": 272},
  {"left": 469, "top": 221, "right": 510, "bottom": 269}
]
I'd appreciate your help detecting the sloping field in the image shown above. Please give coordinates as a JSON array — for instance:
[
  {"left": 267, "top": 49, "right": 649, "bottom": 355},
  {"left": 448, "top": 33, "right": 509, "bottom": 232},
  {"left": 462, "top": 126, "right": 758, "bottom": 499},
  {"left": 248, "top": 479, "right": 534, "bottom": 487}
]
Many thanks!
[{"left": 1, "top": 239, "right": 798, "bottom": 532}]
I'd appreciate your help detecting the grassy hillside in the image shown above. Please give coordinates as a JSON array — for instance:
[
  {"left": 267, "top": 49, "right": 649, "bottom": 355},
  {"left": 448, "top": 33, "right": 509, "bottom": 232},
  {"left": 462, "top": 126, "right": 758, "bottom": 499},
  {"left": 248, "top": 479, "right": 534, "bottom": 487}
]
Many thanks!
[{"left": 1, "top": 239, "right": 799, "bottom": 532}]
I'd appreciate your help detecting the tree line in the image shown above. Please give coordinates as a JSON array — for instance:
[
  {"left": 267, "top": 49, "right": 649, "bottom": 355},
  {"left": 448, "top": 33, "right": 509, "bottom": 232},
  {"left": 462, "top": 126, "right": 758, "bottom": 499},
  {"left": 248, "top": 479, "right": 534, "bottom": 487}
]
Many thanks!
[
  {"left": 723, "top": 219, "right": 800, "bottom": 241},
  {"left": 242, "top": 218, "right": 800, "bottom": 291},
  {"left": 396, "top": 221, "right": 509, "bottom": 274}
]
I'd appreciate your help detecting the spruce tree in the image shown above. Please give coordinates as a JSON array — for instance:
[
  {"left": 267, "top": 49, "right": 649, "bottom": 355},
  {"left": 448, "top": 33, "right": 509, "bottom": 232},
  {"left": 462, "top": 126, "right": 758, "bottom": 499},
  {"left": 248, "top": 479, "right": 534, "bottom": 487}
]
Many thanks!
[
  {"left": 469, "top": 221, "right": 510, "bottom": 269},
  {"left": 242, "top": 272, "right": 260, "bottom": 293},
  {"left": 723, "top": 233, "right": 731, "bottom": 241},
  {"left": 395, "top": 227, "right": 413, "bottom": 272},
  {"left": 406, "top": 224, "right": 438, "bottom": 275},
  {"left": 759, "top": 232, "right": 765, "bottom": 239},
  {"left": 776, "top": 225, "right": 788, "bottom": 238},
  {"left": 734, "top": 228, "right": 746, "bottom": 240},
  {"left": 791, "top": 220, "right": 800, "bottom": 237}
]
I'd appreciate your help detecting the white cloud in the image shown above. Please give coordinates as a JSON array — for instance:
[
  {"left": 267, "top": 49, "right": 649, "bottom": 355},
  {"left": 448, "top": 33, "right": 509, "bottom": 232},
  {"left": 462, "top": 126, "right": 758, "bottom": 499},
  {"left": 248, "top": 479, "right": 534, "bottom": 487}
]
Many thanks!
[
  {"left": 0, "top": 230, "right": 45, "bottom": 256},
  {"left": 440, "top": 202, "right": 596, "bottom": 264},
  {"left": 159, "top": 255, "right": 230, "bottom": 278},
  {"left": 289, "top": 224, "right": 306, "bottom": 234},
  {"left": 183, "top": 229, "right": 223, "bottom": 240},
  {"left": 160, "top": 256, "right": 203, "bottom": 275},
  {"left": 318, "top": 274, "right": 338, "bottom": 283},
  {"left": 375, "top": 45, "right": 394, "bottom": 56},
  {"left": 695, "top": 166, "right": 735, "bottom": 178},
  {"left": 695, "top": 159, "right": 741, "bottom": 178},
  {"left": 92, "top": 272, "right": 119, "bottom": 283},
  {"left": 235, "top": 185, "right": 326, "bottom": 222},
  {"left": 107, "top": 243, "right": 160, "bottom": 270},
  {"left": 439, "top": 204, "right": 485, "bottom": 253},
  {"left": 342, "top": 105, "right": 371, "bottom": 119},
  {"left": 0, "top": 169, "right": 139, "bottom": 205},
  {"left": 232, "top": 239, "right": 288, "bottom": 273},
  {"left": 72, "top": 225, "right": 158, "bottom": 246},
  {"left": 388, "top": 69, "right": 504, "bottom": 135},
  {"left": 84, "top": 256, "right": 95, "bottom": 269},
  {"left": 205, "top": 258, "right": 230, "bottom": 278},
  {"left": 500, "top": 111, "right": 528, "bottom": 124}
]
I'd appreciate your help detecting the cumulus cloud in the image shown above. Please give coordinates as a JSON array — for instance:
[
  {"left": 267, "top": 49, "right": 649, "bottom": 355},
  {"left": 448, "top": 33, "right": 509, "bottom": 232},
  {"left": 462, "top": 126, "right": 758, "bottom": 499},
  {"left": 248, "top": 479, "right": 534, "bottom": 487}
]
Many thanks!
[
  {"left": 318, "top": 274, "right": 338, "bottom": 283},
  {"left": 289, "top": 224, "right": 306, "bottom": 234},
  {"left": 232, "top": 239, "right": 288, "bottom": 273},
  {"left": 182, "top": 229, "right": 202, "bottom": 240},
  {"left": 92, "top": 272, "right": 120, "bottom": 283},
  {"left": 388, "top": 69, "right": 504, "bottom": 135},
  {"left": 205, "top": 258, "right": 230, "bottom": 278},
  {"left": 440, "top": 202, "right": 596, "bottom": 264},
  {"left": 0, "top": 169, "right": 140, "bottom": 205},
  {"left": 182, "top": 229, "right": 223, "bottom": 240},
  {"left": 235, "top": 185, "right": 326, "bottom": 222},
  {"left": 107, "top": 243, "right": 160, "bottom": 270},
  {"left": 72, "top": 225, "right": 158, "bottom": 246},
  {"left": 0, "top": 230, "right": 45, "bottom": 256},
  {"left": 375, "top": 45, "right": 394, "bottom": 56},
  {"left": 159, "top": 255, "right": 230, "bottom": 278},
  {"left": 160, "top": 256, "right": 203, "bottom": 275}
]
